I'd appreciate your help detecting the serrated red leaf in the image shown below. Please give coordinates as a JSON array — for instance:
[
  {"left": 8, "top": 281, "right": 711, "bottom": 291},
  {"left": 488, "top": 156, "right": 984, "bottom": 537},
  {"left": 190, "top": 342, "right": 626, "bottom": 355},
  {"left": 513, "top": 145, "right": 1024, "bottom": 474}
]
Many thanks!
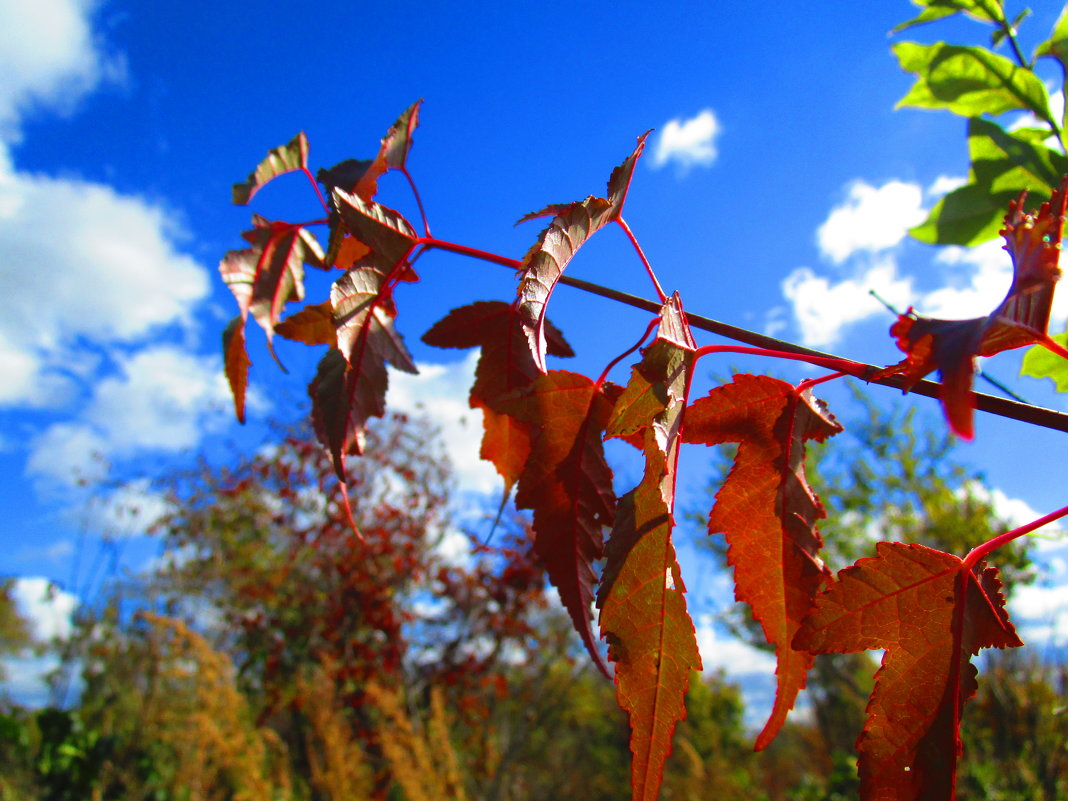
[
  {"left": 275, "top": 301, "right": 335, "bottom": 346},
  {"left": 222, "top": 316, "right": 250, "bottom": 424},
  {"left": 331, "top": 268, "right": 416, "bottom": 373},
  {"left": 232, "top": 132, "right": 309, "bottom": 205},
  {"left": 219, "top": 216, "right": 325, "bottom": 344},
  {"left": 317, "top": 101, "right": 421, "bottom": 202},
  {"left": 516, "top": 132, "right": 649, "bottom": 372},
  {"left": 681, "top": 374, "right": 841, "bottom": 750},
  {"left": 421, "top": 300, "right": 573, "bottom": 491},
  {"left": 794, "top": 542, "right": 1023, "bottom": 801},
  {"left": 879, "top": 177, "right": 1068, "bottom": 438},
  {"left": 309, "top": 346, "right": 388, "bottom": 481},
  {"left": 495, "top": 370, "right": 617, "bottom": 673},
  {"left": 598, "top": 295, "right": 701, "bottom": 801},
  {"left": 308, "top": 269, "right": 417, "bottom": 482},
  {"left": 332, "top": 189, "right": 418, "bottom": 275}
]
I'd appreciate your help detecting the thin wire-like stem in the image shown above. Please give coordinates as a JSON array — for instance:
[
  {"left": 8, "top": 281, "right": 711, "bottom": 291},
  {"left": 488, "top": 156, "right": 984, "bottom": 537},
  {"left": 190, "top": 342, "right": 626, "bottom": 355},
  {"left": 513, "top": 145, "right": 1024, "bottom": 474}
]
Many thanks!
[
  {"left": 595, "top": 317, "right": 659, "bottom": 388},
  {"left": 617, "top": 217, "right": 667, "bottom": 303},
  {"left": 403, "top": 168, "right": 432, "bottom": 238},
  {"left": 963, "top": 503, "right": 1068, "bottom": 569},
  {"left": 796, "top": 371, "right": 849, "bottom": 394},
  {"left": 417, "top": 237, "right": 522, "bottom": 270},
  {"left": 302, "top": 168, "right": 331, "bottom": 215}
]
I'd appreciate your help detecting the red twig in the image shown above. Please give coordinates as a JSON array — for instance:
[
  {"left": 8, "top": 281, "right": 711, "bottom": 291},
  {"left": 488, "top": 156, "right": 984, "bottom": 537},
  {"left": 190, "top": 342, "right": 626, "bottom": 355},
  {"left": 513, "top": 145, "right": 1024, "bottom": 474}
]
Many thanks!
[
  {"left": 403, "top": 168, "right": 432, "bottom": 238},
  {"left": 617, "top": 217, "right": 667, "bottom": 303},
  {"left": 963, "top": 503, "right": 1068, "bottom": 569},
  {"left": 595, "top": 316, "right": 660, "bottom": 389},
  {"left": 302, "top": 167, "right": 331, "bottom": 216}
]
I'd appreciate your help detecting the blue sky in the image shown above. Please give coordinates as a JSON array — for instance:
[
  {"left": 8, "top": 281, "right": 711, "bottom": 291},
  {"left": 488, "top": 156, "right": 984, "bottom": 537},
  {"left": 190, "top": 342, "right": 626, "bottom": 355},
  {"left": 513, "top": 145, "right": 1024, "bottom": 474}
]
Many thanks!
[{"left": 3, "top": 0, "right": 1068, "bottom": 707}]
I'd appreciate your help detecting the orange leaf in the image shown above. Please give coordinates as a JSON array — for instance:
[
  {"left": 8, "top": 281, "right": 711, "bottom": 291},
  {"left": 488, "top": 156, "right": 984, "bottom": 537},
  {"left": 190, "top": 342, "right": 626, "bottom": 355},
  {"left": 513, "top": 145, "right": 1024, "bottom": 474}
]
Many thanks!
[
  {"left": 682, "top": 374, "right": 841, "bottom": 750},
  {"left": 222, "top": 316, "right": 250, "bottom": 424},
  {"left": 275, "top": 301, "right": 335, "bottom": 346},
  {"left": 219, "top": 216, "right": 325, "bottom": 344},
  {"left": 880, "top": 178, "right": 1068, "bottom": 438},
  {"left": 795, "top": 543, "right": 1022, "bottom": 801},
  {"left": 598, "top": 295, "right": 701, "bottom": 801}
]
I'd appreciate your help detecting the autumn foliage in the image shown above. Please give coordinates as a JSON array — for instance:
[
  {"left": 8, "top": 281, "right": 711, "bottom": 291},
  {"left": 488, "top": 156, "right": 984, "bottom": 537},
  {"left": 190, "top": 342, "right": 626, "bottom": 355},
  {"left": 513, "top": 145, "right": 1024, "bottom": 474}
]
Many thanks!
[{"left": 218, "top": 12, "right": 1068, "bottom": 796}]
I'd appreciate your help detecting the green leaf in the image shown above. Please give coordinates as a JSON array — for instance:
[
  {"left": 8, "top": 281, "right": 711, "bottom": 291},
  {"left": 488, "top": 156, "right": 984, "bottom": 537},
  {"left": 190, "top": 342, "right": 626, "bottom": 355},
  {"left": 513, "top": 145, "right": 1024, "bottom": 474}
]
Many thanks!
[
  {"left": 232, "top": 133, "right": 309, "bottom": 205},
  {"left": 891, "top": 0, "right": 1002, "bottom": 33},
  {"left": 1021, "top": 328, "right": 1068, "bottom": 391},
  {"left": 894, "top": 41, "right": 1052, "bottom": 119},
  {"left": 910, "top": 117, "right": 1067, "bottom": 245}
]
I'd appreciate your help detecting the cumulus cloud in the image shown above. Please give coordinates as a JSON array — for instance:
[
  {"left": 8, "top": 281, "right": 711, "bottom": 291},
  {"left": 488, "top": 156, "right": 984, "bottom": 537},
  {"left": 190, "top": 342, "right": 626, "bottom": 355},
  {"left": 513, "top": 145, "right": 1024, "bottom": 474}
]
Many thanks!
[
  {"left": 0, "top": 152, "right": 210, "bottom": 409},
  {"left": 386, "top": 352, "right": 501, "bottom": 496},
  {"left": 27, "top": 346, "right": 234, "bottom": 487},
  {"left": 0, "top": 0, "right": 124, "bottom": 141},
  {"left": 653, "top": 109, "right": 721, "bottom": 172},
  {"left": 817, "top": 180, "right": 926, "bottom": 264},
  {"left": 781, "top": 259, "right": 913, "bottom": 348}
]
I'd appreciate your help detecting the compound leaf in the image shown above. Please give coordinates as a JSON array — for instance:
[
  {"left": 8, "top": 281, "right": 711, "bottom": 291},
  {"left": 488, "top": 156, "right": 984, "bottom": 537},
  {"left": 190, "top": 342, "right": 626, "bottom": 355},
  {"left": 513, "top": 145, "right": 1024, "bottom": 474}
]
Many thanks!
[{"left": 682, "top": 374, "right": 841, "bottom": 750}]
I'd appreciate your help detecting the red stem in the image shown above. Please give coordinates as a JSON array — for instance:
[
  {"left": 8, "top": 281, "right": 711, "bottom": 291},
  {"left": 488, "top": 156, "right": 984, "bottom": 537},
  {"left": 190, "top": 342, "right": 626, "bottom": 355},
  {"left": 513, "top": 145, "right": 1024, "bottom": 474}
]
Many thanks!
[
  {"left": 302, "top": 167, "right": 331, "bottom": 216},
  {"left": 963, "top": 503, "right": 1068, "bottom": 569},
  {"left": 595, "top": 317, "right": 659, "bottom": 389},
  {"left": 416, "top": 237, "right": 523, "bottom": 270},
  {"left": 796, "top": 371, "right": 849, "bottom": 394},
  {"left": 1039, "top": 333, "right": 1068, "bottom": 362},
  {"left": 403, "top": 167, "right": 432, "bottom": 238},
  {"left": 617, "top": 217, "right": 667, "bottom": 303}
]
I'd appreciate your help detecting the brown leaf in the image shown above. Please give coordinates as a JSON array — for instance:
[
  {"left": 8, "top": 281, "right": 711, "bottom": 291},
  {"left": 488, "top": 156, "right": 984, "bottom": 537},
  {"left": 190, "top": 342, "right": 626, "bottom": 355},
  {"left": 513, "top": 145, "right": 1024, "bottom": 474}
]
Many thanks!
[
  {"left": 275, "top": 301, "right": 336, "bottom": 346},
  {"left": 421, "top": 300, "right": 573, "bottom": 491}
]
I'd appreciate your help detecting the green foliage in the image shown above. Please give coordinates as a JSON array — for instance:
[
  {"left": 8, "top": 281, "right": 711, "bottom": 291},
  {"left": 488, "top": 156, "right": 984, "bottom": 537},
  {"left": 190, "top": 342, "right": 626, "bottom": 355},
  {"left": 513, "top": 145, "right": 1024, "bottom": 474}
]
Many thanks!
[{"left": 895, "top": 1, "right": 1068, "bottom": 246}]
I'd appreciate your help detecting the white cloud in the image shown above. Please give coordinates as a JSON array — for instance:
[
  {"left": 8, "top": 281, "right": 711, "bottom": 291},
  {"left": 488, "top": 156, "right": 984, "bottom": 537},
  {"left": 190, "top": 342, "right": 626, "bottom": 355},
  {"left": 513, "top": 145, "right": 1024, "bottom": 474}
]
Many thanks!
[
  {"left": 781, "top": 259, "right": 913, "bottom": 348},
  {"left": 817, "top": 180, "right": 926, "bottom": 264},
  {"left": 0, "top": 0, "right": 124, "bottom": 141},
  {"left": 0, "top": 151, "right": 211, "bottom": 409},
  {"left": 27, "top": 346, "right": 234, "bottom": 487},
  {"left": 927, "top": 174, "right": 966, "bottom": 198},
  {"left": 653, "top": 109, "right": 720, "bottom": 172},
  {"left": 386, "top": 352, "right": 501, "bottom": 495},
  {"left": 10, "top": 576, "right": 78, "bottom": 641}
]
